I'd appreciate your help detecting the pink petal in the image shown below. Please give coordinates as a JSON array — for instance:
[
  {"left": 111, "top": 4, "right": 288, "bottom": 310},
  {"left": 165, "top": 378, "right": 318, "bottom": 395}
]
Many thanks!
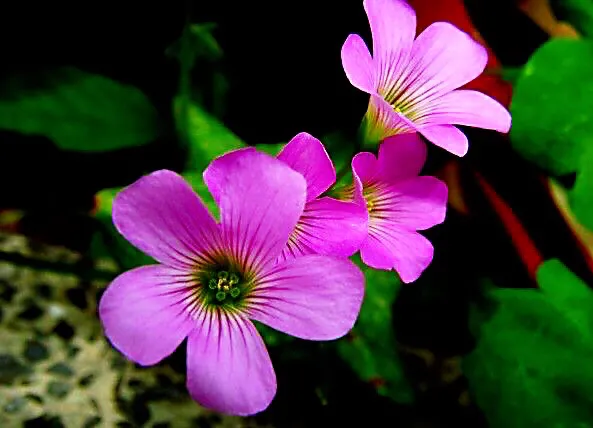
[
  {"left": 364, "top": 0, "right": 416, "bottom": 91},
  {"left": 99, "top": 265, "right": 195, "bottom": 365},
  {"left": 186, "top": 312, "right": 276, "bottom": 416},
  {"left": 364, "top": 94, "right": 417, "bottom": 143},
  {"left": 400, "top": 22, "right": 488, "bottom": 108},
  {"left": 203, "top": 149, "right": 307, "bottom": 272},
  {"left": 248, "top": 254, "right": 365, "bottom": 340},
  {"left": 341, "top": 34, "right": 375, "bottom": 93},
  {"left": 202, "top": 147, "right": 257, "bottom": 205},
  {"left": 352, "top": 151, "right": 380, "bottom": 185},
  {"left": 278, "top": 197, "right": 369, "bottom": 263},
  {"left": 113, "top": 170, "right": 221, "bottom": 269},
  {"left": 360, "top": 226, "right": 434, "bottom": 283},
  {"left": 383, "top": 177, "right": 448, "bottom": 230},
  {"left": 378, "top": 133, "right": 427, "bottom": 182},
  {"left": 419, "top": 90, "right": 512, "bottom": 133},
  {"left": 277, "top": 132, "right": 336, "bottom": 201},
  {"left": 419, "top": 124, "right": 469, "bottom": 157}
]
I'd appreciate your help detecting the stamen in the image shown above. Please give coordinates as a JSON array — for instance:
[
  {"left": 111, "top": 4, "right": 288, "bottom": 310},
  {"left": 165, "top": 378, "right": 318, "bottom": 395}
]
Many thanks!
[{"left": 198, "top": 266, "right": 246, "bottom": 308}]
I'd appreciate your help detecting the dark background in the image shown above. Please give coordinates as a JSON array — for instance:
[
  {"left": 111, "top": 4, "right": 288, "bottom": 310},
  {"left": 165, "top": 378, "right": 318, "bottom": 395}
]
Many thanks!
[{"left": 0, "top": 0, "right": 547, "bottom": 211}]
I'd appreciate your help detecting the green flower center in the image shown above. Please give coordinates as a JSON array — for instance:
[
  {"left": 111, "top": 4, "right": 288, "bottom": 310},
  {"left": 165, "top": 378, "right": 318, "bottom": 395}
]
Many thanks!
[{"left": 205, "top": 270, "right": 243, "bottom": 305}]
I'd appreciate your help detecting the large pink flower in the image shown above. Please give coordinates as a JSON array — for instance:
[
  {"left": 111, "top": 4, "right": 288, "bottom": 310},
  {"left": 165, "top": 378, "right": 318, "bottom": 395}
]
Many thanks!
[
  {"left": 341, "top": 0, "right": 511, "bottom": 156},
  {"left": 98, "top": 149, "right": 364, "bottom": 416},
  {"left": 346, "top": 133, "right": 447, "bottom": 283}
]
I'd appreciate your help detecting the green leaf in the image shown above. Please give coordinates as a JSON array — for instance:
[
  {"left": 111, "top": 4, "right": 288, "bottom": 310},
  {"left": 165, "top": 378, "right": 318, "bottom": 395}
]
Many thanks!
[
  {"left": 510, "top": 38, "right": 593, "bottom": 176},
  {"left": 174, "top": 97, "right": 247, "bottom": 171},
  {"left": 338, "top": 256, "right": 414, "bottom": 403},
  {"left": 166, "top": 23, "right": 223, "bottom": 65},
  {"left": 0, "top": 67, "right": 160, "bottom": 152},
  {"left": 569, "top": 148, "right": 593, "bottom": 231},
  {"left": 463, "top": 259, "right": 593, "bottom": 428},
  {"left": 510, "top": 38, "right": 593, "bottom": 230},
  {"left": 552, "top": 0, "right": 593, "bottom": 38},
  {"left": 536, "top": 259, "right": 593, "bottom": 339},
  {"left": 91, "top": 172, "right": 219, "bottom": 270}
]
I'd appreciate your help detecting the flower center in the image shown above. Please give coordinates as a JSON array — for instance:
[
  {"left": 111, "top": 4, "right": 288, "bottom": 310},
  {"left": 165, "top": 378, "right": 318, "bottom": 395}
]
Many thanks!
[
  {"left": 205, "top": 270, "right": 243, "bottom": 305},
  {"left": 363, "top": 185, "right": 379, "bottom": 214}
]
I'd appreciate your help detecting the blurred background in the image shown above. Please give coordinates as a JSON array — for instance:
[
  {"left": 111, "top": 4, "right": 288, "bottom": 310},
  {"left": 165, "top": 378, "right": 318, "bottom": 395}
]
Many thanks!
[{"left": 1, "top": 0, "right": 593, "bottom": 426}]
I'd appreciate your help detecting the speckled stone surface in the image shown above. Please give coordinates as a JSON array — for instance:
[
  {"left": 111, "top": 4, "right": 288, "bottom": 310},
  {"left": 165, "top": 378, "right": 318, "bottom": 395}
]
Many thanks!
[{"left": 0, "top": 233, "right": 266, "bottom": 428}]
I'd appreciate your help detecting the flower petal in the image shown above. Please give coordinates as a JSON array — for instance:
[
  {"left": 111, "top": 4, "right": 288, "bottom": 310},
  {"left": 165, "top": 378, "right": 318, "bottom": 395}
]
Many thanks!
[
  {"left": 419, "top": 124, "right": 469, "bottom": 157},
  {"left": 378, "top": 133, "right": 427, "bottom": 182},
  {"left": 364, "top": 0, "right": 416, "bottom": 91},
  {"left": 249, "top": 254, "right": 365, "bottom": 340},
  {"left": 360, "top": 225, "right": 434, "bottom": 283},
  {"left": 186, "top": 313, "right": 276, "bottom": 416},
  {"left": 277, "top": 132, "right": 336, "bottom": 201},
  {"left": 341, "top": 34, "right": 375, "bottom": 93},
  {"left": 203, "top": 149, "right": 307, "bottom": 272},
  {"left": 279, "top": 197, "right": 369, "bottom": 263},
  {"left": 202, "top": 147, "right": 257, "bottom": 205},
  {"left": 381, "top": 177, "right": 448, "bottom": 230},
  {"left": 352, "top": 151, "right": 380, "bottom": 185},
  {"left": 418, "top": 89, "right": 512, "bottom": 133},
  {"left": 400, "top": 22, "right": 488, "bottom": 108},
  {"left": 113, "top": 170, "right": 221, "bottom": 269},
  {"left": 99, "top": 265, "right": 195, "bottom": 366}
]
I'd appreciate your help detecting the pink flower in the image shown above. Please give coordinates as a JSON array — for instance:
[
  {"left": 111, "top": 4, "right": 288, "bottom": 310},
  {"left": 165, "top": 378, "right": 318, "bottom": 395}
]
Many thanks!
[
  {"left": 276, "top": 132, "right": 368, "bottom": 262},
  {"left": 98, "top": 149, "right": 364, "bottom": 416},
  {"left": 346, "top": 133, "right": 447, "bottom": 283},
  {"left": 341, "top": 0, "right": 511, "bottom": 156}
]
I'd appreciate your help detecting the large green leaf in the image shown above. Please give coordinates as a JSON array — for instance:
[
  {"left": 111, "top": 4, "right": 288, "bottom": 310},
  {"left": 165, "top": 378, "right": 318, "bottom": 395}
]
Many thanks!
[
  {"left": 510, "top": 38, "right": 593, "bottom": 176},
  {"left": 338, "top": 256, "right": 413, "bottom": 403},
  {"left": 510, "top": 38, "right": 593, "bottom": 230},
  {"left": 174, "top": 97, "right": 247, "bottom": 171},
  {"left": 463, "top": 260, "right": 593, "bottom": 428},
  {"left": 0, "top": 67, "right": 160, "bottom": 152}
]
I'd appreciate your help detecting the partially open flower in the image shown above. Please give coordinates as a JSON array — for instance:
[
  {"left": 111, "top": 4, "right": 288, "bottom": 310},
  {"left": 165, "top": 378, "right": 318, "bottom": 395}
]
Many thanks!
[
  {"left": 341, "top": 0, "right": 512, "bottom": 156},
  {"left": 338, "top": 133, "right": 448, "bottom": 282}
]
